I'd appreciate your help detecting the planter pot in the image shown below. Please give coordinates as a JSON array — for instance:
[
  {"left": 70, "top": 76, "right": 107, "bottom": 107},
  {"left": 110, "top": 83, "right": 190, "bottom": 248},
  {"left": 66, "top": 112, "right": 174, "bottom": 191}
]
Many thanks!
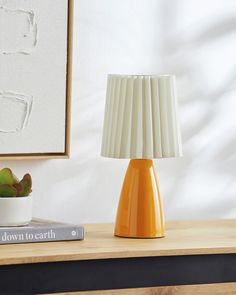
[{"left": 0, "top": 196, "right": 32, "bottom": 227}]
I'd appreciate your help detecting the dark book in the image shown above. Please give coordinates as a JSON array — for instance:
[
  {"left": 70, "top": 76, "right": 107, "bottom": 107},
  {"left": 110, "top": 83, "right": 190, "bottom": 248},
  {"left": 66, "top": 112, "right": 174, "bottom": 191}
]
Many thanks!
[{"left": 0, "top": 218, "right": 84, "bottom": 244}]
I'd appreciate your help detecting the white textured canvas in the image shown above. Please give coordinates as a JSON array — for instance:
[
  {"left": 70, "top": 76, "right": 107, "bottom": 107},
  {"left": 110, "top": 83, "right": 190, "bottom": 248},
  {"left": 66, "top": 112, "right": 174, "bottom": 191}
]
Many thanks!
[
  {"left": 101, "top": 74, "right": 182, "bottom": 159},
  {"left": 0, "top": 0, "right": 68, "bottom": 153}
]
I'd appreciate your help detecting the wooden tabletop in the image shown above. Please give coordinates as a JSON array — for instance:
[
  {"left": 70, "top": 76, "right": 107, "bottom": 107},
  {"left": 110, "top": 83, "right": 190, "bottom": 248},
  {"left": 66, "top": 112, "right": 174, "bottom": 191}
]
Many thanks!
[{"left": 0, "top": 219, "right": 235, "bottom": 266}]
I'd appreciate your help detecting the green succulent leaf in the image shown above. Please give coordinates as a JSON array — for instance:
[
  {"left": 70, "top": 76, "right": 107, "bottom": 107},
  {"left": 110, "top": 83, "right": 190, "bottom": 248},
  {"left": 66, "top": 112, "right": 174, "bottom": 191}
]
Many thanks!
[
  {"left": 19, "top": 174, "right": 32, "bottom": 196},
  {"left": 0, "top": 168, "right": 18, "bottom": 185},
  {"left": 13, "top": 183, "right": 24, "bottom": 196},
  {"left": 0, "top": 169, "right": 32, "bottom": 197},
  {"left": 0, "top": 184, "right": 17, "bottom": 197}
]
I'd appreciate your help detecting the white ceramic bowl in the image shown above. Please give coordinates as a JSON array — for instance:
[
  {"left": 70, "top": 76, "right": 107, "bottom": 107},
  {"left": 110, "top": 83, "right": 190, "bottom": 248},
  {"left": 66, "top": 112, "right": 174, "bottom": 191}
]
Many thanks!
[{"left": 0, "top": 196, "right": 32, "bottom": 227}]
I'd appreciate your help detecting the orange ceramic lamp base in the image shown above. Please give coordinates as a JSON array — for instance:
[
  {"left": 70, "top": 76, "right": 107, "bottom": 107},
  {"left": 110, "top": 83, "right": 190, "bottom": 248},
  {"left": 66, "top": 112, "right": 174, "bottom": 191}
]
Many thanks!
[{"left": 114, "top": 159, "right": 165, "bottom": 238}]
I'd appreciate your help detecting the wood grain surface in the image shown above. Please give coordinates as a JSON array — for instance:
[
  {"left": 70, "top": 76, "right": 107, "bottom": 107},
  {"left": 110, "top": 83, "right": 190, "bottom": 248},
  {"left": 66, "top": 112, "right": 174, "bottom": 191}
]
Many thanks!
[
  {"left": 54, "top": 283, "right": 236, "bottom": 295},
  {"left": 0, "top": 219, "right": 235, "bottom": 266}
]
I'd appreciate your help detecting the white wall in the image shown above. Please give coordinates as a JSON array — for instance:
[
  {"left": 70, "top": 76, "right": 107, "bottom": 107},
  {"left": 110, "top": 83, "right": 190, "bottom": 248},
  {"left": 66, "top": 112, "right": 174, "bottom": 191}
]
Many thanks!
[{"left": 2, "top": 0, "right": 236, "bottom": 224}]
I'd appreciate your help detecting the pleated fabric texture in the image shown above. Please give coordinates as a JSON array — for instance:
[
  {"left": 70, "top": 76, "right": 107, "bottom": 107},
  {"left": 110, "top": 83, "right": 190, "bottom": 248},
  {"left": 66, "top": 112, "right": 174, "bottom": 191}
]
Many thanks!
[{"left": 101, "top": 74, "right": 182, "bottom": 159}]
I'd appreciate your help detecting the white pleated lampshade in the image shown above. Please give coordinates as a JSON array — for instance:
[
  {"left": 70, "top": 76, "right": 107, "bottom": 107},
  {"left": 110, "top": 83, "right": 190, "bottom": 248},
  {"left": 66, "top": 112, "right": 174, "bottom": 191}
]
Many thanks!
[{"left": 101, "top": 74, "right": 182, "bottom": 159}]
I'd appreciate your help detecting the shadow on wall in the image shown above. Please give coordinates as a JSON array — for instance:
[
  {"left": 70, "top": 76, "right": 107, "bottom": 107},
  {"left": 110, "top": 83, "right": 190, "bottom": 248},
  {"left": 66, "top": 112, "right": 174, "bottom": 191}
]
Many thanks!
[{"left": 156, "top": 0, "right": 236, "bottom": 219}]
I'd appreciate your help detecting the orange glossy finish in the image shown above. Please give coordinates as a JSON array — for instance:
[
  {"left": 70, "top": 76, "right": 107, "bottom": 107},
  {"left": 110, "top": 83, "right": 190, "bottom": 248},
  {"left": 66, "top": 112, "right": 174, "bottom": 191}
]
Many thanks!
[{"left": 114, "top": 159, "right": 165, "bottom": 238}]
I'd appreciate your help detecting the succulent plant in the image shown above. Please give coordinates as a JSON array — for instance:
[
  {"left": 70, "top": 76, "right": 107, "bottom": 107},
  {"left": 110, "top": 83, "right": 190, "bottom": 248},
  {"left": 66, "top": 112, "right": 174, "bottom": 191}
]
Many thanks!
[{"left": 0, "top": 168, "right": 32, "bottom": 198}]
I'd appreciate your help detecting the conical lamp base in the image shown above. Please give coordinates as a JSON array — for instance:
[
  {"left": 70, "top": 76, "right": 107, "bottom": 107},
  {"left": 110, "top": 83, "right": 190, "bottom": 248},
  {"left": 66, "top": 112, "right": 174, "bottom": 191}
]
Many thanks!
[{"left": 114, "top": 159, "right": 165, "bottom": 238}]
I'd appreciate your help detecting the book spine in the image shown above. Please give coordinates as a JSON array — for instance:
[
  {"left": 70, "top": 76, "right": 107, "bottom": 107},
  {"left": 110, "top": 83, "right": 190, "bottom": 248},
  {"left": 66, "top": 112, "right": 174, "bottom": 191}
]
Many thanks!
[{"left": 0, "top": 226, "right": 84, "bottom": 244}]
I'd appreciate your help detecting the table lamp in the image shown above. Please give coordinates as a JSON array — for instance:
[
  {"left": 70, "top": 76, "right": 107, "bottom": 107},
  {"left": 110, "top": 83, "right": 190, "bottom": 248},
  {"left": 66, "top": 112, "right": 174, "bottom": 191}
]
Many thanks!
[{"left": 101, "top": 74, "right": 182, "bottom": 238}]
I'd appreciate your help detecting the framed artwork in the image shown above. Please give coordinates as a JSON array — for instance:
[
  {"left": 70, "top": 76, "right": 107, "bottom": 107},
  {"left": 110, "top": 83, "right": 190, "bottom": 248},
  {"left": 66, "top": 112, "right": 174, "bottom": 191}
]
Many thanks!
[{"left": 0, "top": 0, "right": 73, "bottom": 159}]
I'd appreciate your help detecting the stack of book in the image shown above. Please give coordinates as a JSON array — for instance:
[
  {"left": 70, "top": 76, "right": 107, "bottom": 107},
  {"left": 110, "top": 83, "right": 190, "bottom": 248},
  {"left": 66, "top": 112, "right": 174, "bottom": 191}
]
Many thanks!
[{"left": 0, "top": 219, "right": 84, "bottom": 244}]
